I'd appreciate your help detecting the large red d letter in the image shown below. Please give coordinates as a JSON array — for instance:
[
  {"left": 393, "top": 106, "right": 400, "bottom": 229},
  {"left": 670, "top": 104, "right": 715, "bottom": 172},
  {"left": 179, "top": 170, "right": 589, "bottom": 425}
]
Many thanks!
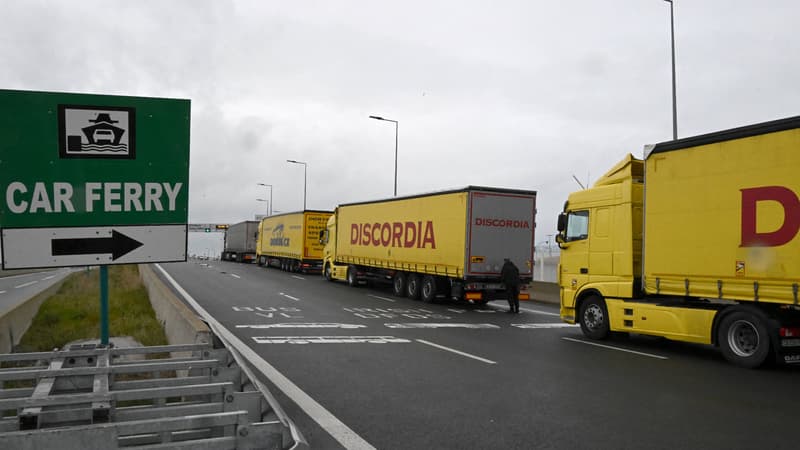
[{"left": 741, "top": 186, "right": 800, "bottom": 247}]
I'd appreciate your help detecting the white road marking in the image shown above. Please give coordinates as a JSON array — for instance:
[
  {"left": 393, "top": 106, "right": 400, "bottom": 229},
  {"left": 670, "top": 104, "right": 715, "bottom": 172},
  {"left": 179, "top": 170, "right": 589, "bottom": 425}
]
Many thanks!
[
  {"left": 416, "top": 339, "right": 497, "bottom": 365},
  {"left": 367, "top": 294, "right": 395, "bottom": 303},
  {"left": 447, "top": 309, "right": 466, "bottom": 314},
  {"left": 254, "top": 336, "right": 411, "bottom": 344},
  {"left": 237, "top": 323, "right": 366, "bottom": 329},
  {"left": 14, "top": 280, "right": 38, "bottom": 289},
  {"left": 519, "top": 307, "right": 560, "bottom": 317},
  {"left": 0, "top": 290, "right": 6, "bottom": 294},
  {"left": 155, "top": 264, "right": 377, "bottom": 450},
  {"left": 385, "top": 323, "right": 499, "bottom": 329},
  {"left": 512, "top": 323, "right": 579, "bottom": 329},
  {"left": 41, "top": 275, "right": 56, "bottom": 281},
  {"left": 230, "top": 273, "right": 241, "bottom": 279},
  {"left": 562, "top": 337, "right": 668, "bottom": 360},
  {"left": 292, "top": 275, "right": 306, "bottom": 280},
  {"left": 279, "top": 292, "right": 300, "bottom": 301}
]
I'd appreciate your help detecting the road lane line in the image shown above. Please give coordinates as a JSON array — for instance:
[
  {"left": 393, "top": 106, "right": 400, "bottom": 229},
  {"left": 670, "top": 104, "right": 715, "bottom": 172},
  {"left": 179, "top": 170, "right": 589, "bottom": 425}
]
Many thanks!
[
  {"left": 562, "top": 337, "right": 668, "bottom": 360},
  {"left": 367, "top": 294, "right": 395, "bottom": 303},
  {"left": 518, "top": 306, "right": 560, "bottom": 316},
  {"left": 292, "top": 275, "right": 306, "bottom": 280},
  {"left": 14, "top": 280, "right": 39, "bottom": 289},
  {"left": 0, "top": 290, "right": 6, "bottom": 294},
  {"left": 279, "top": 293, "right": 300, "bottom": 301},
  {"left": 416, "top": 339, "right": 497, "bottom": 365},
  {"left": 41, "top": 275, "right": 56, "bottom": 281},
  {"left": 154, "top": 264, "right": 376, "bottom": 450},
  {"left": 230, "top": 274, "right": 241, "bottom": 279}
]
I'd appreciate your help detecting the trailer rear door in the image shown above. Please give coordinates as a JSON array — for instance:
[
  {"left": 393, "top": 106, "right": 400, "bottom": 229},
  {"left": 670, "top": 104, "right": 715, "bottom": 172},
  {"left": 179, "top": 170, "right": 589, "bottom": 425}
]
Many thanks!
[{"left": 466, "top": 190, "right": 536, "bottom": 278}]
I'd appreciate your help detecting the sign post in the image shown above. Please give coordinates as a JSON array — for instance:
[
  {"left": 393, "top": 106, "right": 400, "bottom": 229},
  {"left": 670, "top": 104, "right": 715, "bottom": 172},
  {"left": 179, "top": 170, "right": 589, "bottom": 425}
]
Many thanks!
[{"left": 0, "top": 90, "right": 191, "bottom": 343}]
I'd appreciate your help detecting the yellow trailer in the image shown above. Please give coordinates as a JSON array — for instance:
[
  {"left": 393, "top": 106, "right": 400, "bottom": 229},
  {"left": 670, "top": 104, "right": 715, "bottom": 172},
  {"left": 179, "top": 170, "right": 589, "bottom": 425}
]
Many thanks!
[
  {"left": 557, "top": 116, "right": 800, "bottom": 368},
  {"left": 256, "top": 210, "right": 332, "bottom": 272},
  {"left": 321, "top": 186, "right": 537, "bottom": 303}
]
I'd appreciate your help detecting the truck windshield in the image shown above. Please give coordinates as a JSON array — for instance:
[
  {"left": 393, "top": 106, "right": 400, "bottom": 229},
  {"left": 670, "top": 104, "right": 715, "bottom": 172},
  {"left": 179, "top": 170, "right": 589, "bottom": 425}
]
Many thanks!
[{"left": 565, "top": 210, "right": 589, "bottom": 241}]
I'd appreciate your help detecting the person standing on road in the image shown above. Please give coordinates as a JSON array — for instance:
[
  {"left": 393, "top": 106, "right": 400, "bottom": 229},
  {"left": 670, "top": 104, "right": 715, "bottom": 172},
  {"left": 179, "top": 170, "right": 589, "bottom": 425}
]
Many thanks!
[{"left": 501, "top": 258, "right": 521, "bottom": 313}]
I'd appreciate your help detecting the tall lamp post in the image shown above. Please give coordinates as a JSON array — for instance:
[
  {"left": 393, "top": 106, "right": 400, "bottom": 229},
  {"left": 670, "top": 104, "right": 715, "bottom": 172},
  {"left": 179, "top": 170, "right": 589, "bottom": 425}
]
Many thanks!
[
  {"left": 257, "top": 183, "right": 273, "bottom": 216},
  {"left": 256, "top": 198, "right": 269, "bottom": 216},
  {"left": 286, "top": 160, "right": 307, "bottom": 210},
  {"left": 369, "top": 115, "right": 398, "bottom": 196},
  {"left": 665, "top": 0, "right": 678, "bottom": 140}
]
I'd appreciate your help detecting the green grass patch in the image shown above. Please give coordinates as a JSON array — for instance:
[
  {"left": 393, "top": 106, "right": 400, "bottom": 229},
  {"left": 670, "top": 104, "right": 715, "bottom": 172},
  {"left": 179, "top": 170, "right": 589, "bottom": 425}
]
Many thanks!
[{"left": 15, "top": 265, "right": 168, "bottom": 352}]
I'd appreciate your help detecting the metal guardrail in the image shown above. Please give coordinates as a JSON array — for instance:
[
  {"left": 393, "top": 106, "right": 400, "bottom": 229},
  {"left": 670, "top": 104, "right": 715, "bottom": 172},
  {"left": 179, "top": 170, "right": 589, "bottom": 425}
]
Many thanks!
[{"left": 0, "top": 332, "right": 307, "bottom": 449}]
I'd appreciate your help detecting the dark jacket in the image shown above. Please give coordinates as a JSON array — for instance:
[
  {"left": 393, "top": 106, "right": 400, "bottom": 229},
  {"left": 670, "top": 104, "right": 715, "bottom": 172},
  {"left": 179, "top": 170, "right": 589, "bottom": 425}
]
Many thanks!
[{"left": 500, "top": 260, "right": 520, "bottom": 287}]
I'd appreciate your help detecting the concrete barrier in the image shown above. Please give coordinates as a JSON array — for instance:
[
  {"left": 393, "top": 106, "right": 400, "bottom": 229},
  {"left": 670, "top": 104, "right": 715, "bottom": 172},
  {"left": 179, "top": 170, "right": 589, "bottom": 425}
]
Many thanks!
[
  {"left": 138, "top": 264, "right": 211, "bottom": 346},
  {"left": 527, "top": 281, "right": 560, "bottom": 305},
  {"left": 0, "top": 277, "right": 68, "bottom": 354}
]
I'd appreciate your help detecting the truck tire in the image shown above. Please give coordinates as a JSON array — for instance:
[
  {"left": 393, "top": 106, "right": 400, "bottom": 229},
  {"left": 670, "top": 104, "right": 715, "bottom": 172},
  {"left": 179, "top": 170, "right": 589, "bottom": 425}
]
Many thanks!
[
  {"left": 392, "top": 273, "right": 407, "bottom": 297},
  {"left": 407, "top": 274, "right": 421, "bottom": 300},
  {"left": 257, "top": 256, "right": 265, "bottom": 266},
  {"left": 718, "top": 310, "right": 771, "bottom": 369},
  {"left": 421, "top": 276, "right": 437, "bottom": 303},
  {"left": 347, "top": 266, "right": 359, "bottom": 287},
  {"left": 579, "top": 295, "right": 610, "bottom": 340},
  {"left": 324, "top": 264, "right": 333, "bottom": 282}
]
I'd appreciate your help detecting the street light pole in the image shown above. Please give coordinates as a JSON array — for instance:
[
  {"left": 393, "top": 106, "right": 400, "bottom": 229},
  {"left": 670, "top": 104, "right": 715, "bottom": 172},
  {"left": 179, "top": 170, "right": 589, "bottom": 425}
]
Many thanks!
[
  {"left": 256, "top": 198, "right": 269, "bottom": 215},
  {"left": 665, "top": 0, "right": 678, "bottom": 140},
  {"left": 369, "top": 115, "right": 399, "bottom": 197},
  {"left": 257, "top": 183, "right": 273, "bottom": 215},
  {"left": 286, "top": 160, "right": 307, "bottom": 210}
]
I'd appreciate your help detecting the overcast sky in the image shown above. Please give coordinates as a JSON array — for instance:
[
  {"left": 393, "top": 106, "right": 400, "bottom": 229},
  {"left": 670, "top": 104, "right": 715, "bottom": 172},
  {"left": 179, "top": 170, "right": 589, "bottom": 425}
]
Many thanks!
[{"left": 3, "top": 1, "right": 798, "bottom": 256}]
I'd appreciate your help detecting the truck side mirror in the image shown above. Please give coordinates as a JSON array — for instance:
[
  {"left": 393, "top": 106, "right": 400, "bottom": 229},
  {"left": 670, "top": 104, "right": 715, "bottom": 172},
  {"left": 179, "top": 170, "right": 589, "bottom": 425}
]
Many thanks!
[
  {"left": 318, "top": 229, "right": 326, "bottom": 245},
  {"left": 557, "top": 213, "right": 567, "bottom": 232}
]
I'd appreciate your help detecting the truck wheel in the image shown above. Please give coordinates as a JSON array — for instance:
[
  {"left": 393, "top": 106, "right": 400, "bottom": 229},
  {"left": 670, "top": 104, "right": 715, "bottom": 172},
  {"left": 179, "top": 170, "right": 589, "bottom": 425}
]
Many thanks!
[
  {"left": 347, "top": 266, "right": 359, "bottom": 287},
  {"left": 392, "top": 273, "right": 407, "bottom": 297},
  {"left": 324, "top": 264, "right": 333, "bottom": 282},
  {"left": 407, "top": 274, "right": 421, "bottom": 300},
  {"left": 579, "top": 295, "right": 610, "bottom": 340},
  {"left": 421, "top": 276, "right": 438, "bottom": 303},
  {"left": 718, "top": 310, "right": 771, "bottom": 369},
  {"left": 257, "top": 256, "right": 265, "bottom": 266}
]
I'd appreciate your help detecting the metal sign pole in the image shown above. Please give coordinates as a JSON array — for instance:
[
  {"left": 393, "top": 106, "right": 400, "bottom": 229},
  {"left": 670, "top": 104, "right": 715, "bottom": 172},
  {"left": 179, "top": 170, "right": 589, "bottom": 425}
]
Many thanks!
[{"left": 100, "top": 265, "right": 109, "bottom": 345}]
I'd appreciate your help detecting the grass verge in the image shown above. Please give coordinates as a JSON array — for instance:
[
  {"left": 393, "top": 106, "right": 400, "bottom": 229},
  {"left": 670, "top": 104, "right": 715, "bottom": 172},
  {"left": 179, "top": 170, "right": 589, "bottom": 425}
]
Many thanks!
[{"left": 15, "top": 264, "right": 168, "bottom": 352}]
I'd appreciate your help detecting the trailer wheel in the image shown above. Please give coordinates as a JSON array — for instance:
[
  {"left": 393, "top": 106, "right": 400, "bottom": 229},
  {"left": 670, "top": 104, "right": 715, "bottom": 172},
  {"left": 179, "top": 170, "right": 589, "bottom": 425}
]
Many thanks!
[
  {"left": 257, "top": 256, "right": 265, "bottom": 266},
  {"left": 392, "top": 273, "right": 407, "bottom": 297},
  {"left": 579, "top": 295, "right": 610, "bottom": 340},
  {"left": 347, "top": 266, "right": 359, "bottom": 287},
  {"left": 718, "top": 310, "right": 771, "bottom": 369},
  {"left": 421, "top": 276, "right": 438, "bottom": 303},
  {"left": 406, "top": 274, "right": 421, "bottom": 300}
]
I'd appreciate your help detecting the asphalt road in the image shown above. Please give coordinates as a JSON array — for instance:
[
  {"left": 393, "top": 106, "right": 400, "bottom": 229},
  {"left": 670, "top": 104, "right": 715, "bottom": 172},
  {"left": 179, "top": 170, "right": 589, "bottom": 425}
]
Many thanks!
[
  {"left": 159, "top": 259, "right": 800, "bottom": 450},
  {"left": 0, "top": 268, "right": 73, "bottom": 315}
]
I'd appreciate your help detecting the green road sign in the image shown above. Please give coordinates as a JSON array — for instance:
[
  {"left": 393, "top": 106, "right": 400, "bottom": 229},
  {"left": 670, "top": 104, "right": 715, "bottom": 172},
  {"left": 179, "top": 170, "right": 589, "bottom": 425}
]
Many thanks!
[{"left": 0, "top": 90, "right": 191, "bottom": 269}]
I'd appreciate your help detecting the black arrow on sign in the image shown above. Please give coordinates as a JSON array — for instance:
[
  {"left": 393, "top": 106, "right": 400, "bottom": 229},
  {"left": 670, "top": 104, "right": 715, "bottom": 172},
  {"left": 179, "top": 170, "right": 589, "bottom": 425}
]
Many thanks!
[{"left": 51, "top": 230, "right": 144, "bottom": 261}]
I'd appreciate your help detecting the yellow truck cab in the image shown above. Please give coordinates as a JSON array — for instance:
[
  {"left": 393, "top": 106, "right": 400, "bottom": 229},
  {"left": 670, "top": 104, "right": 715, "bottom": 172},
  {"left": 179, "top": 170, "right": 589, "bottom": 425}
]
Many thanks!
[{"left": 557, "top": 117, "right": 800, "bottom": 368}]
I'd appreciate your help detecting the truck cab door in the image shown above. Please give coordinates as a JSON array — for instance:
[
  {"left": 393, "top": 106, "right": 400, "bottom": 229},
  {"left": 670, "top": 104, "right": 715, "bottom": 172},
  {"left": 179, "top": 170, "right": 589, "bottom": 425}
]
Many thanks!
[{"left": 558, "top": 210, "right": 590, "bottom": 311}]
